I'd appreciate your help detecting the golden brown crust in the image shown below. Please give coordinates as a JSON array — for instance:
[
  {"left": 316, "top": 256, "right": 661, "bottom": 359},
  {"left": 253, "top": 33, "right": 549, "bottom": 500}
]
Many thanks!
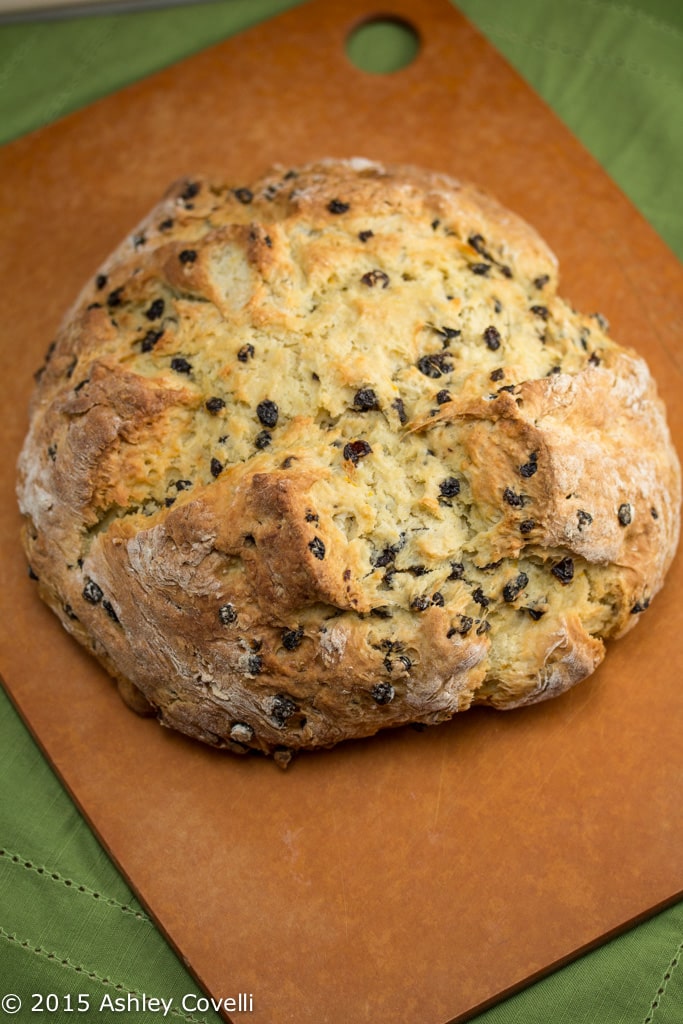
[{"left": 17, "top": 158, "right": 681, "bottom": 760}]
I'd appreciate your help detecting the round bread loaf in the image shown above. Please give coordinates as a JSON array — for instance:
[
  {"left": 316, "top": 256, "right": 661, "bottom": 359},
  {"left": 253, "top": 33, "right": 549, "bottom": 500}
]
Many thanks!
[{"left": 17, "top": 158, "right": 681, "bottom": 765}]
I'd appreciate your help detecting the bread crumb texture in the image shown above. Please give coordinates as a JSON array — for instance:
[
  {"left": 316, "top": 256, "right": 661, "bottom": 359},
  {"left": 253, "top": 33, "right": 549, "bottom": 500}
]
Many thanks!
[{"left": 17, "top": 159, "right": 681, "bottom": 761}]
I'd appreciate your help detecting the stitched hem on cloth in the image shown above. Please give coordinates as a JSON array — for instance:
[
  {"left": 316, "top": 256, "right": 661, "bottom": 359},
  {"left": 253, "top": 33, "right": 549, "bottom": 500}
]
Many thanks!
[
  {"left": 575, "top": 0, "right": 683, "bottom": 41},
  {"left": 0, "top": 926, "right": 209, "bottom": 1024},
  {"left": 643, "top": 940, "right": 683, "bottom": 1023},
  {"left": 473, "top": 24, "right": 680, "bottom": 89},
  {"left": 0, "top": 846, "right": 151, "bottom": 924}
]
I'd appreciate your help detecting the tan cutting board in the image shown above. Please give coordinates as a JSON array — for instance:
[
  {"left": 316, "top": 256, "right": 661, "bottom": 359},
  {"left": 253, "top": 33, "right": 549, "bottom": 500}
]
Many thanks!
[{"left": 1, "top": 1, "right": 682, "bottom": 1021}]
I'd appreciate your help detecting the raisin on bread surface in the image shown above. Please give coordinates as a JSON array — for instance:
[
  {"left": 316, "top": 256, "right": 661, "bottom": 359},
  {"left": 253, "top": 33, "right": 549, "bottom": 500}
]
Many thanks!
[{"left": 17, "top": 158, "right": 681, "bottom": 762}]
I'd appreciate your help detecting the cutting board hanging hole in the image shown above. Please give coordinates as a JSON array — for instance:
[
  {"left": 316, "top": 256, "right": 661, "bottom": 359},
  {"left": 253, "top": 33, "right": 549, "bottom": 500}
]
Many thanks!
[{"left": 346, "top": 15, "right": 420, "bottom": 74}]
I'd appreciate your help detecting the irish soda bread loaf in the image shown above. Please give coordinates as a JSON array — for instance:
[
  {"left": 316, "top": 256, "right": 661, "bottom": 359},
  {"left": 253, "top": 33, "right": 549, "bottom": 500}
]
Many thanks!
[{"left": 17, "top": 159, "right": 681, "bottom": 764}]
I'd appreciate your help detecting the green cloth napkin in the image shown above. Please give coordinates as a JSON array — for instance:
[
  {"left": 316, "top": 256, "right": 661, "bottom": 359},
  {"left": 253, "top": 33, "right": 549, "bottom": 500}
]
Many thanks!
[{"left": 1, "top": 2, "right": 682, "bottom": 1022}]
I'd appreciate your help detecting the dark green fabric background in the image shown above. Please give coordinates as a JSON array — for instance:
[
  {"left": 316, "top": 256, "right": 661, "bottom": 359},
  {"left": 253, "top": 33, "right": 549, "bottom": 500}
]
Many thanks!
[{"left": 1, "top": 2, "right": 681, "bottom": 1021}]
